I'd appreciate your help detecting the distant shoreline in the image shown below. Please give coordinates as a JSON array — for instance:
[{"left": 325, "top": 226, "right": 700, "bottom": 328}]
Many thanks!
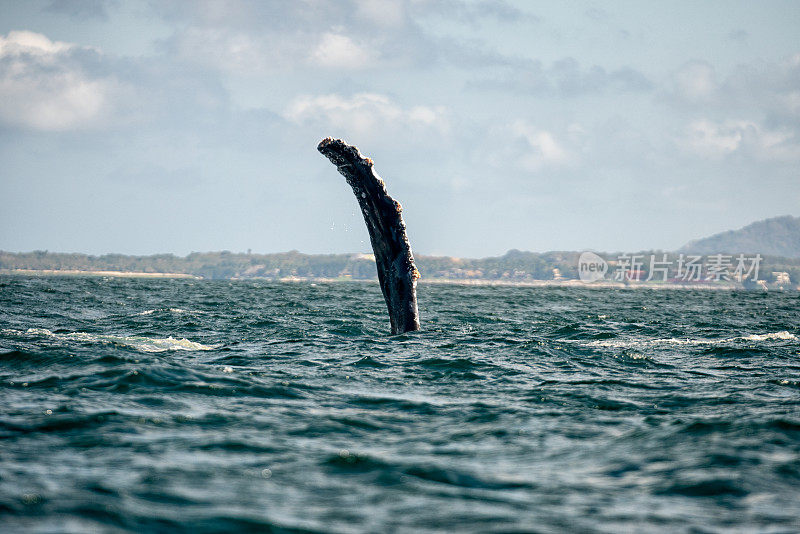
[
  {"left": 3, "top": 250, "right": 798, "bottom": 291},
  {"left": 1, "top": 269, "right": 776, "bottom": 290},
  {"left": 0, "top": 269, "right": 199, "bottom": 279}
]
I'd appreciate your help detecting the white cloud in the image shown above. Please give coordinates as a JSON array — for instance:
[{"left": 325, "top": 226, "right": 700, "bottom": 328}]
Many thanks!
[
  {"left": 0, "top": 30, "right": 73, "bottom": 56},
  {"left": 167, "top": 27, "right": 376, "bottom": 74},
  {"left": 684, "top": 119, "right": 748, "bottom": 156},
  {"left": 0, "top": 31, "right": 116, "bottom": 131},
  {"left": 672, "top": 60, "right": 717, "bottom": 102},
  {"left": 309, "top": 32, "right": 376, "bottom": 69},
  {"left": 667, "top": 56, "right": 800, "bottom": 123},
  {"left": 506, "top": 120, "right": 570, "bottom": 171},
  {"left": 781, "top": 90, "right": 800, "bottom": 118},
  {"left": 165, "top": 27, "right": 278, "bottom": 73},
  {"left": 155, "top": 0, "right": 535, "bottom": 76},
  {"left": 284, "top": 92, "right": 447, "bottom": 136},
  {"left": 666, "top": 57, "right": 800, "bottom": 165},
  {"left": 682, "top": 119, "right": 800, "bottom": 161}
]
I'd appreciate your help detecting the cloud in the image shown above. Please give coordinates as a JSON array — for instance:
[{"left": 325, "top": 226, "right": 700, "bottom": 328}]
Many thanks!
[
  {"left": 353, "top": 0, "right": 407, "bottom": 27},
  {"left": 153, "top": 0, "right": 535, "bottom": 74},
  {"left": 681, "top": 119, "right": 800, "bottom": 161},
  {"left": 157, "top": 9, "right": 382, "bottom": 73},
  {"left": 510, "top": 121, "right": 568, "bottom": 165},
  {"left": 44, "top": 0, "right": 115, "bottom": 20},
  {"left": 160, "top": 26, "right": 292, "bottom": 73},
  {"left": 482, "top": 119, "right": 576, "bottom": 174},
  {"left": 550, "top": 58, "right": 652, "bottom": 96},
  {"left": 0, "top": 30, "right": 72, "bottom": 55},
  {"left": 724, "top": 55, "right": 800, "bottom": 122},
  {"left": 682, "top": 119, "right": 746, "bottom": 157},
  {"left": 467, "top": 57, "right": 652, "bottom": 97},
  {"left": 667, "top": 56, "right": 800, "bottom": 164},
  {"left": 0, "top": 31, "right": 118, "bottom": 131},
  {"left": 0, "top": 29, "right": 233, "bottom": 133},
  {"left": 667, "top": 56, "right": 800, "bottom": 121},
  {"left": 283, "top": 92, "right": 447, "bottom": 138},
  {"left": 421, "top": 0, "right": 535, "bottom": 25},
  {"left": 309, "top": 32, "right": 377, "bottom": 69},
  {"left": 470, "top": 0, "right": 531, "bottom": 22},
  {"left": 669, "top": 60, "right": 717, "bottom": 103}
]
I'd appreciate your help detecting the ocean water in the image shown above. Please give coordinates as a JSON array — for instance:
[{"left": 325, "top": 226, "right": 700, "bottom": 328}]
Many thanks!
[{"left": 1, "top": 276, "right": 799, "bottom": 533}]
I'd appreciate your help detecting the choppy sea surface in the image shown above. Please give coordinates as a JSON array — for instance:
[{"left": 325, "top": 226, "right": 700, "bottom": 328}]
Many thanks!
[{"left": 1, "top": 276, "right": 799, "bottom": 533}]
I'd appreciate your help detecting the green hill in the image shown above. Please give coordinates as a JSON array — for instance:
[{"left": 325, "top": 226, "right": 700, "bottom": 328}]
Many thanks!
[{"left": 680, "top": 215, "right": 800, "bottom": 258}]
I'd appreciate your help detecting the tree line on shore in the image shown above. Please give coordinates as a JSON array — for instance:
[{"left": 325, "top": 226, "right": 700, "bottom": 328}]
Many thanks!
[{"left": 2, "top": 249, "right": 799, "bottom": 286}]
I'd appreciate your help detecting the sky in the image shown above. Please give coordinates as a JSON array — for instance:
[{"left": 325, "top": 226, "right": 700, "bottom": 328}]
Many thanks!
[{"left": 1, "top": 0, "right": 799, "bottom": 258}]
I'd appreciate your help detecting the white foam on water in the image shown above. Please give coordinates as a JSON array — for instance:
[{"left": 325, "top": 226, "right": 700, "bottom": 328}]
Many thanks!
[
  {"left": 583, "top": 331, "right": 797, "bottom": 349},
  {"left": 583, "top": 338, "right": 712, "bottom": 349},
  {"left": 740, "top": 331, "right": 797, "bottom": 342},
  {"left": 23, "top": 328, "right": 216, "bottom": 353},
  {"left": 134, "top": 308, "right": 204, "bottom": 316}
]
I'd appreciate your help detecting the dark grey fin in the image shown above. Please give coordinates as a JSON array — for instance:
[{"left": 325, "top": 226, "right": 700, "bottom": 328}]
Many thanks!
[{"left": 317, "top": 137, "right": 421, "bottom": 335}]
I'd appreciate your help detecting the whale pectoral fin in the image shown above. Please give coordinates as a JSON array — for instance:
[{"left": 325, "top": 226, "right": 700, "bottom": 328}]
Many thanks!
[{"left": 318, "top": 138, "right": 420, "bottom": 335}]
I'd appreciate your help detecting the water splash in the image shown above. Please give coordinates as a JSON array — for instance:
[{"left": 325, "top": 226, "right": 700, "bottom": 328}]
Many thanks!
[{"left": 21, "top": 327, "right": 216, "bottom": 352}]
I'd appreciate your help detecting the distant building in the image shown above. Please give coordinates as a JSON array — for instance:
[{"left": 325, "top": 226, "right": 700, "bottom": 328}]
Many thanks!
[
  {"left": 773, "top": 272, "right": 791, "bottom": 286},
  {"left": 353, "top": 253, "right": 376, "bottom": 262}
]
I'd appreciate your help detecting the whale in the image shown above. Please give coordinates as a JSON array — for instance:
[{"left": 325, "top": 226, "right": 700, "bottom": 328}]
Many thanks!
[{"left": 318, "top": 137, "right": 421, "bottom": 334}]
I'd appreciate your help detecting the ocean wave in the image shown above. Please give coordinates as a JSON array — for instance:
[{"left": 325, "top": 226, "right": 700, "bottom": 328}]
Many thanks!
[
  {"left": 0, "top": 349, "right": 67, "bottom": 367},
  {"left": 20, "top": 328, "right": 216, "bottom": 353},
  {"left": 582, "top": 331, "right": 797, "bottom": 349},
  {"left": 741, "top": 331, "right": 797, "bottom": 341},
  {"left": 3, "top": 280, "right": 800, "bottom": 532},
  {"left": 134, "top": 308, "right": 206, "bottom": 316}
]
